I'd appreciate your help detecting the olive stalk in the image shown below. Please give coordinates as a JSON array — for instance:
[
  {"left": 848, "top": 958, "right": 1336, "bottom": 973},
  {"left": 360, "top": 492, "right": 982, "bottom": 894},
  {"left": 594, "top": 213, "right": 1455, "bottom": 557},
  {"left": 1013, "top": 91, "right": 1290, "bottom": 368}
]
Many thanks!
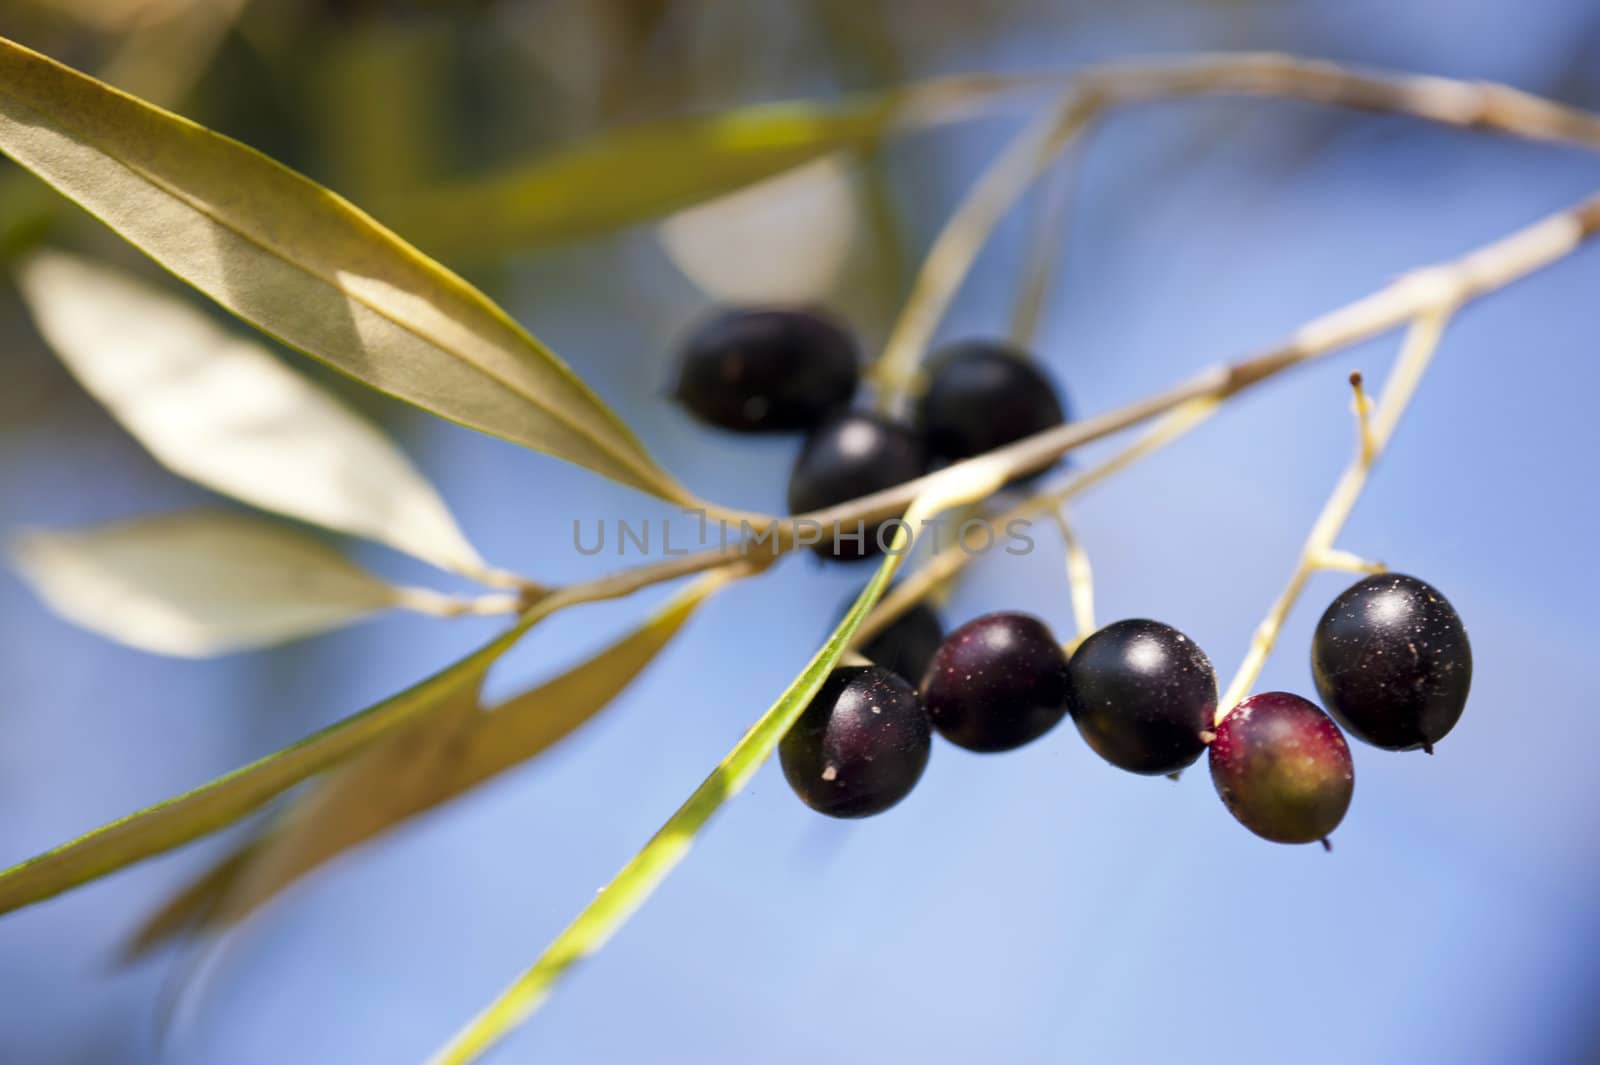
[
  {"left": 477, "top": 52, "right": 1600, "bottom": 602},
  {"left": 1009, "top": 132, "right": 1088, "bottom": 350},
  {"left": 531, "top": 188, "right": 1600, "bottom": 628},
  {"left": 851, "top": 397, "right": 1222, "bottom": 646},
  {"left": 1213, "top": 310, "right": 1454, "bottom": 723},
  {"left": 861, "top": 49, "right": 1600, "bottom": 414},
  {"left": 869, "top": 92, "right": 1102, "bottom": 412}
]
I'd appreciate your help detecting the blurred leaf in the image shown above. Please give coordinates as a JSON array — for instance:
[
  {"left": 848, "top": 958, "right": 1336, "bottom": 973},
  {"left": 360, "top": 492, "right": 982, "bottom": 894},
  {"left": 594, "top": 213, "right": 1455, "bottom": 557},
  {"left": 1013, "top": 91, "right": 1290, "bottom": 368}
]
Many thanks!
[
  {"left": 121, "top": 680, "right": 484, "bottom": 960},
  {"left": 380, "top": 75, "right": 1029, "bottom": 260},
  {"left": 0, "top": 595, "right": 551, "bottom": 917},
  {"left": 427, "top": 458, "right": 1012, "bottom": 1065},
  {"left": 118, "top": 837, "right": 263, "bottom": 960},
  {"left": 0, "top": 0, "right": 246, "bottom": 263},
  {"left": 11, "top": 510, "right": 413, "bottom": 657},
  {"left": 311, "top": 25, "right": 443, "bottom": 203},
  {"left": 0, "top": 35, "right": 695, "bottom": 505},
  {"left": 26, "top": 0, "right": 189, "bottom": 32},
  {"left": 454, "top": 570, "right": 728, "bottom": 784},
  {"left": 95, "top": 0, "right": 250, "bottom": 110},
  {"left": 658, "top": 154, "right": 864, "bottom": 304},
  {"left": 17, "top": 252, "right": 491, "bottom": 579},
  {"left": 0, "top": 176, "right": 61, "bottom": 259},
  {"left": 194, "top": 669, "right": 491, "bottom": 935},
  {"left": 126, "top": 569, "right": 731, "bottom": 955}
]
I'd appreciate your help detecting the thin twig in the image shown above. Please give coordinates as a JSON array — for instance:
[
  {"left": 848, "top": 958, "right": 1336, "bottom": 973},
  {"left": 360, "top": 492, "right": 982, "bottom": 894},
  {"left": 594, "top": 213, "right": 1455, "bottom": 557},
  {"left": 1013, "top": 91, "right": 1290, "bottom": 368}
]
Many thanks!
[
  {"left": 552, "top": 188, "right": 1600, "bottom": 625},
  {"left": 862, "top": 50, "right": 1600, "bottom": 412},
  {"left": 871, "top": 93, "right": 1103, "bottom": 412},
  {"left": 1350, "top": 370, "right": 1377, "bottom": 464},
  {"left": 439, "top": 55, "right": 1600, "bottom": 594},
  {"left": 828, "top": 189, "right": 1600, "bottom": 532},
  {"left": 393, "top": 588, "right": 525, "bottom": 618},
  {"left": 1051, "top": 505, "right": 1096, "bottom": 648},
  {"left": 1214, "top": 310, "right": 1455, "bottom": 722},
  {"left": 851, "top": 397, "right": 1221, "bottom": 645},
  {"left": 1010, "top": 131, "right": 1091, "bottom": 349},
  {"left": 1077, "top": 53, "right": 1600, "bottom": 149}
]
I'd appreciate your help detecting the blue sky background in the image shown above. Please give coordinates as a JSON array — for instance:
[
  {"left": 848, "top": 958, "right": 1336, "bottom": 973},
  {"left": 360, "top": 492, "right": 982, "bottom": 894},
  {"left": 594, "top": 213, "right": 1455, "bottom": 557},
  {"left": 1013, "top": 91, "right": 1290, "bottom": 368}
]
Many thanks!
[{"left": 1, "top": 1, "right": 1598, "bottom": 1062}]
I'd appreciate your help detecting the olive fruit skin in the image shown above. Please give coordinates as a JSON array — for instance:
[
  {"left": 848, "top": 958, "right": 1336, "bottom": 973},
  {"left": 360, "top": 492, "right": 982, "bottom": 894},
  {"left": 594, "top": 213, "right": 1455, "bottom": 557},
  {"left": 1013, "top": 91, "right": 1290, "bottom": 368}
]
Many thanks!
[
  {"left": 787, "top": 412, "right": 926, "bottom": 560},
  {"left": 1066, "top": 619, "right": 1218, "bottom": 775},
  {"left": 920, "top": 612, "right": 1072, "bottom": 752},
  {"left": 1209, "top": 692, "right": 1354, "bottom": 846},
  {"left": 780, "top": 666, "right": 932, "bottom": 818},
  {"left": 916, "top": 340, "right": 1068, "bottom": 467},
  {"left": 672, "top": 307, "right": 859, "bottom": 433},
  {"left": 838, "top": 588, "right": 944, "bottom": 687},
  {"left": 1311, "top": 573, "right": 1471, "bottom": 753}
]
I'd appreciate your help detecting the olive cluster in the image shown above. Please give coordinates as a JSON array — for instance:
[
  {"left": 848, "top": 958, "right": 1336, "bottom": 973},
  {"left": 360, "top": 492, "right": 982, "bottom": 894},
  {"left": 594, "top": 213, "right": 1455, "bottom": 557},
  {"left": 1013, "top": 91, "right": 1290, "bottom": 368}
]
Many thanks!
[
  {"left": 672, "top": 306, "right": 1067, "bottom": 559},
  {"left": 670, "top": 305, "right": 1471, "bottom": 846},
  {"left": 782, "top": 574, "right": 1471, "bottom": 847}
]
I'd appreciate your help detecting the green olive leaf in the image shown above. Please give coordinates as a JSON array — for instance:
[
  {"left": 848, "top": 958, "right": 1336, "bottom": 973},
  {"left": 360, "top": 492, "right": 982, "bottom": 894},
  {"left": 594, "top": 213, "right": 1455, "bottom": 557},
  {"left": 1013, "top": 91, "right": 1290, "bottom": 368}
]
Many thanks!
[
  {"left": 124, "top": 569, "right": 732, "bottom": 956},
  {"left": 0, "top": 34, "right": 692, "bottom": 504},
  {"left": 0, "top": 595, "right": 554, "bottom": 917},
  {"left": 17, "top": 252, "right": 493, "bottom": 579},
  {"left": 378, "top": 74, "right": 1034, "bottom": 260},
  {"left": 426, "top": 458, "right": 1012, "bottom": 1065},
  {"left": 11, "top": 510, "right": 420, "bottom": 657}
]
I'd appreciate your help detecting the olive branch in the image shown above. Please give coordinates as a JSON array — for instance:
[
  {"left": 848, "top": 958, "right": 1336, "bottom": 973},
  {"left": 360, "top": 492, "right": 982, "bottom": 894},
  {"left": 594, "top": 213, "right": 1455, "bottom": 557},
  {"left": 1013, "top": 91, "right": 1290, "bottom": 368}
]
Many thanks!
[{"left": 0, "top": 35, "right": 1595, "bottom": 1064}]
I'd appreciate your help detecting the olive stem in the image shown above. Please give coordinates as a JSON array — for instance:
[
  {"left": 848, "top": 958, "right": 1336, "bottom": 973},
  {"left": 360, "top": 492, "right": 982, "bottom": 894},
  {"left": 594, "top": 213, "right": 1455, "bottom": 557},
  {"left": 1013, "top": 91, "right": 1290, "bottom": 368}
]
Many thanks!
[
  {"left": 1009, "top": 127, "right": 1092, "bottom": 349},
  {"left": 815, "top": 187, "right": 1600, "bottom": 540},
  {"left": 391, "top": 588, "right": 529, "bottom": 618},
  {"left": 458, "top": 561, "right": 545, "bottom": 596},
  {"left": 1072, "top": 53, "right": 1600, "bottom": 150},
  {"left": 852, "top": 396, "right": 1221, "bottom": 646},
  {"left": 1051, "top": 504, "right": 1097, "bottom": 647},
  {"left": 861, "top": 49, "right": 1600, "bottom": 418},
  {"left": 1214, "top": 309, "right": 1456, "bottom": 724},
  {"left": 870, "top": 92, "right": 1103, "bottom": 414},
  {"left": 1309, "top": 548, "right": 1387, "bottom": 575},
  {"left": 1349, "top": 370, "right": 1377, "bottom": 465},
  {"left": 526, "top": 188, "right": 1599, "bottom": 646}
]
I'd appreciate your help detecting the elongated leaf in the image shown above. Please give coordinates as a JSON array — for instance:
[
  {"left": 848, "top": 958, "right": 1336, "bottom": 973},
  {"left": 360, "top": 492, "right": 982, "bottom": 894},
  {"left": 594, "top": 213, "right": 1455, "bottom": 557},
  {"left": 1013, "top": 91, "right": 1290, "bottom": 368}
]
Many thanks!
[
  {"left": 0, "top": 35, "right": 691, "bottom": 504},
  {"left": 118, "top": 838, "right": 264, "bottom": 960},
  {"left": 17, "top": 252, "right": 491, "bottom": 578},
  {"left": 126, "top": 570, "right": 732, "bottom": 955},
  {"left": 428, "top": 458, "right": 1011, "bottom": 1065},
  {"left": 454, "top": 571, "right": 730, "bottom": 783},
  {"left": 11, "top": 511, "right": 413, "bottom": 657},
  {"left": 0, "top": 597, "right": 551, "bottom": 917},
  {"left": 208, "top": 670, "right": 490, "bottom": 930},
  {"left": 121, "top": 679, "right": 485, "bottom": 959},
  {"left": 380, "top": 74, "right": 1030, "bottom": 260}
]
